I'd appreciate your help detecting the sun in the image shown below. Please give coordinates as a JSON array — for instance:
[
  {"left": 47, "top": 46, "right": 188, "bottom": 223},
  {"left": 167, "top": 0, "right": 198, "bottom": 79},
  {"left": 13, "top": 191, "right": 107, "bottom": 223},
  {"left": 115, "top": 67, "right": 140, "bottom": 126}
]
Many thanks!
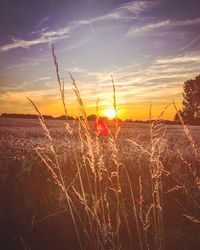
[{"left": 103, "top": 108, "right": 117, "bottom": 119}]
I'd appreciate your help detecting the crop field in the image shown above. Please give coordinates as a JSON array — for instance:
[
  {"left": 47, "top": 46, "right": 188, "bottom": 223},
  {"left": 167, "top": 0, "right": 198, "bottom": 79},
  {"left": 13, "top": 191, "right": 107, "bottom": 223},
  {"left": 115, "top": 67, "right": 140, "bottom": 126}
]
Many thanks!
[{"left": 0, "top": 117, "right": 200, "bottom": 250}]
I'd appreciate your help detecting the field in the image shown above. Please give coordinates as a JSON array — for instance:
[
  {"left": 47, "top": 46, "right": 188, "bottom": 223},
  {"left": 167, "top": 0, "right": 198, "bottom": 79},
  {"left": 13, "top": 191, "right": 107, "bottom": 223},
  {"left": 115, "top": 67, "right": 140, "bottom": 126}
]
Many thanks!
[{"left": 0, "top": 117, "right": 200, "bottom": 250}]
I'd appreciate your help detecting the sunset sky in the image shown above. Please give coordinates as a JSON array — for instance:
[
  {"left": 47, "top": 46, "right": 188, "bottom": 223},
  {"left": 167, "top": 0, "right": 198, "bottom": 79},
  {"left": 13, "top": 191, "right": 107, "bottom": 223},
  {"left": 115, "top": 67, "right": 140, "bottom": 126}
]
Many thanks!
[{"left": 1, "top": 0, "right": 200, "bottom": 120}]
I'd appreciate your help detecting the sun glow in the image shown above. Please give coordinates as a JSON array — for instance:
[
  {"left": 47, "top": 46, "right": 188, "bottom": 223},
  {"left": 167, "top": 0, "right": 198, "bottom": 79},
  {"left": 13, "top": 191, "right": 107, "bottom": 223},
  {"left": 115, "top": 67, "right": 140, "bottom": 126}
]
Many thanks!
[{"left": 103, "top": 108, "right": 117, "bottom": 119}]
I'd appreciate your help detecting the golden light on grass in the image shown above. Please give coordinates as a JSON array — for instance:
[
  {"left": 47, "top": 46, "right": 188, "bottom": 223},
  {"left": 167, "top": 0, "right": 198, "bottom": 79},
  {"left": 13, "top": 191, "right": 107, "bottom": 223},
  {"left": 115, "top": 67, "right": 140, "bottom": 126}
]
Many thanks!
[
  {"left": 2, "top": 45, "right": 199, "bottom": 250},
  {"left": 103, "top": 108, "right": 117, "bottom": 119}
]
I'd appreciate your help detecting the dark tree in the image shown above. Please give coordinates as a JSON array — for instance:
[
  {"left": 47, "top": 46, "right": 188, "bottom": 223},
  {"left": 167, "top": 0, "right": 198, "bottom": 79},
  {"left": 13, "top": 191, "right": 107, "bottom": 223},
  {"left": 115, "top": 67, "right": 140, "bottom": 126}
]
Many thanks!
[
  {"left": 87, "top": 114, "right": 97, "bottom": 121},
  {"left": 175, "top": 75, "right": 200, "bottom": 125}
]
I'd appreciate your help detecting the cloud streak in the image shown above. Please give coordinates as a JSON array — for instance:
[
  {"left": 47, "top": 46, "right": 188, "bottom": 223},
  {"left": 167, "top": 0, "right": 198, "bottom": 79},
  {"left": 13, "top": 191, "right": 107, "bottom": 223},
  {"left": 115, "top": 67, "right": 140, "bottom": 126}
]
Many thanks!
[
  {"left": 127, "top": 17, "right": 200, "bottom": 36},
  {"left": 0, "top": 1, "right": 158, "bottom": 52},
  {"left": 0, "top": 25, "right": 75, "bottom": 52}
]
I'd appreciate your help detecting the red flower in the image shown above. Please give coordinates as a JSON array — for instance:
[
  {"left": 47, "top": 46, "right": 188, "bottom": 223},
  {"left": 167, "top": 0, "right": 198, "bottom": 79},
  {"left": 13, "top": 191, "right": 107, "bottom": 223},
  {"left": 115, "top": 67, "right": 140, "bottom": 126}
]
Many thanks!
[
  {"left": 135, "top": 197, "right": 142, "bottom": 205},
  {"left": 94, "top": 118, "right": 110, "bottom": 136}
]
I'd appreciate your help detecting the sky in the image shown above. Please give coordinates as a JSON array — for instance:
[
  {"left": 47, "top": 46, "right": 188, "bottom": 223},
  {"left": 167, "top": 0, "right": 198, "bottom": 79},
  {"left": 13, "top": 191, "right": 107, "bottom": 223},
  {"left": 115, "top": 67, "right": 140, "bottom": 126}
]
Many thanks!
[{"left": 1, "top": 0, "right": 200, "bottom": 120}]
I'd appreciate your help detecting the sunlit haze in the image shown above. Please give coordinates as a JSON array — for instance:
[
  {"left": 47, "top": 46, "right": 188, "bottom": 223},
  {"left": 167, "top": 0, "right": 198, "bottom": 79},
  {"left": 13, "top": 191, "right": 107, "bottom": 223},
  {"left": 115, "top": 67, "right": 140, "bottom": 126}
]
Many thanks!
[{"left": 1, "top": 0, "right": 200, "bottom": 120}]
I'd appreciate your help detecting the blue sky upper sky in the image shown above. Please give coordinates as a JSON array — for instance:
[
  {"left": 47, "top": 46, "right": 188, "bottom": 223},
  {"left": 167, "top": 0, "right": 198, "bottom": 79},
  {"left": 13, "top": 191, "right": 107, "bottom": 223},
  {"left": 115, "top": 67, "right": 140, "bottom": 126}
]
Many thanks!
[{"left": 1, "top": 0, "right": 200, "bottom": 119}]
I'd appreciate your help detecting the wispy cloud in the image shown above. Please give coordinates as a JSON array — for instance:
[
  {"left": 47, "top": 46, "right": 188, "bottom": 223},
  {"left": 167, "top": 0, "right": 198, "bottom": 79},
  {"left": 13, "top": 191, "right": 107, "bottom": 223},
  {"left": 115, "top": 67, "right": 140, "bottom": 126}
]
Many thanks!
[
  {"left": 75, "top": 1, "right": 158, "bottom": 24},
  {"left": 0, "top": 24, "right": 75, "bottom": 52},
  {"left": 63, "top": 37, "right": 91, "bottom": 52},
  {"left": 34, "top": 76, "right": 51, "bottom": 82},
  {"left": 0, "top": 88, "right": 58, "bottom": 104},
  {"left": 35, "top": 16, "right": 50, "bottom": 28},
  {"left": 127, "top": 17, "right": 200, "bottom": 37},
  {"left": 156, "top": 54, "right": 200, "bottom": 64},
  {"left": 0, "top": 1, "right": 158, "bottom": 52},
  {"left": 66, "top": 67, "right": 88, "bottom": 73},
  {"left": 2, "top": 51, "right": 199, "bottom": 108},
  {"left": 179, "top": 36, "right": 200, "bottom": 51},
  {"left": 1, "top": 51, "right": 199, "bottom": 118},
  {"left": 78, "top": 52, "right": 200, "bottom": 106}
]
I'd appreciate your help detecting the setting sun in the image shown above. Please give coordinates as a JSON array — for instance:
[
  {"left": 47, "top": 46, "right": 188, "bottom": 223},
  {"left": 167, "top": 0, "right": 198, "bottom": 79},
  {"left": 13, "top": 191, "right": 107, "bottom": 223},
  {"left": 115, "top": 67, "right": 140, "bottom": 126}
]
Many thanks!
[{"left": 103, "top": 108, "right": 117, "bottom": 119}]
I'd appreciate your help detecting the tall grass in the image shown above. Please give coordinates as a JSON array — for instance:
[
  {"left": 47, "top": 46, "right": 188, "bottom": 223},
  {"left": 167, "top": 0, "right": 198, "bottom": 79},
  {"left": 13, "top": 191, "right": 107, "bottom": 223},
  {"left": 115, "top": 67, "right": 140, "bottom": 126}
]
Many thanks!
[{"left": 26, "top": 46, "right": 200, "bottom": 250}]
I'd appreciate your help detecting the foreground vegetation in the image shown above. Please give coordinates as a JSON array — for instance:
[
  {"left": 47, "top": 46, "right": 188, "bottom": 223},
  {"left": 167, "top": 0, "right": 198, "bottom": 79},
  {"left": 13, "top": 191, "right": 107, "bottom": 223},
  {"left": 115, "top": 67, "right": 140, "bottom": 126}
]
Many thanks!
[
  {"left": 1, "top": 48, "right": 200, "bottom": 250},
  {"left": 0, "top": 117, "right": 200, "bottom": 250}
]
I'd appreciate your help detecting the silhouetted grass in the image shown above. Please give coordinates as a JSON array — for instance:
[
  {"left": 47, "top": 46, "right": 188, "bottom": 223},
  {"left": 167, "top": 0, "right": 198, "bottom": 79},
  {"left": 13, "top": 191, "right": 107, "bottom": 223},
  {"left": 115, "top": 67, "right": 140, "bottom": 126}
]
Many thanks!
[{"left": 0, "top": 47, "right": 199, "bottom": 250}]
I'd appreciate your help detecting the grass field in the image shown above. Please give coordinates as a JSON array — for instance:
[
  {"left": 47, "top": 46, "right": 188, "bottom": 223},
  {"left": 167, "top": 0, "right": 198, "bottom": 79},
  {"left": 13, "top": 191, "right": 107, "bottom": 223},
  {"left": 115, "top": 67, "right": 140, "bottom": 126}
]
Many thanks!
[{"left": 0, "top": 117, "right": 200, "bottom": 250}]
